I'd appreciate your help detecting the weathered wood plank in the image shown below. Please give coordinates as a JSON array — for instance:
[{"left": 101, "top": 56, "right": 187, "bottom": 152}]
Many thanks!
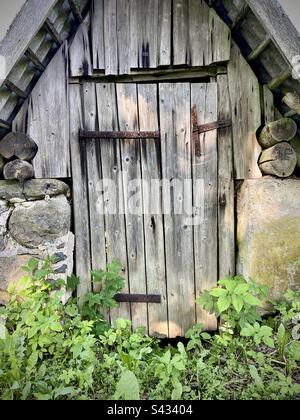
[
  {"left": 174, "top": 0, "right": 231, "bottom": 66},
  {"left": 104, "top": 0, "right": 118, "bottom": 75},
  {"left": 69, "top": 13, "right": 92, "bottom": 77},
  {"left": 0, "top": 0, "right": 58, "bottom": 87},
  {"left": 95, "top": 82, "right": 131, "bottom": 322},
  {"left": 191, "top": 83, "right": 218, "bottom": 330},
  {"left": 116, "top": 83, "right": 148, "bottom": 330},
  {"left": 117, "top": 0, "right": 131, "bottom": 75},
  {"left": 69, "top": 83, "right": 92, "bottom": 305},
  {"left": 18, "top": 42, "right": 70, "bottom": 178},
  {"left": 262, "top": 85, "right": 275, "bottom": 124},
  {"left": 247, "top": 0, "right": 300, "bottom": 70},
  {"left": 91, "top": 0, "right": 105, "bottom": 71},
  {"left": 159, "top": 82, "right": 195, "bottom": 338},
  {"left": 137, "top": 83, "right": 168, "bottom": 337},
  {"left": 158, "top": 0, "right": 172, "bottom": 67},
  {"left": 209, "top": 8, "right": 231, "bottom": 64},
  {"left": 173, "top": 0, "right": 189, "bottom": 66},
  {"left": 217, "top": 75, "right": 235, "bottom": 280},
  {"left": 130, "top": 0, "right": 171, "bottom": 70},
  {"left": 82, "top": 83, "right": 107, "bottom": 295},
  {"left": 228, "top": 43, "right": 262, "bottom": 179}
]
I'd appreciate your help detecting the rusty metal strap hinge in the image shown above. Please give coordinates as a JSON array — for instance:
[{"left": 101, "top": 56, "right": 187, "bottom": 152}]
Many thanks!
[
  {"left": 79, "top": 129, "right": 160, "bottom": 140},
  {"left": 114, "top": 294, "right": 161, "bottom": 303},
  {"left": 193, "top": 119, "right": 232, "bottom": 134}
]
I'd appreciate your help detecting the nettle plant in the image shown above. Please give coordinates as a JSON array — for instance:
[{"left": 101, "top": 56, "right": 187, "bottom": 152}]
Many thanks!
[{"left": 197, "top": 275, "right": 269, "bottom": 331}]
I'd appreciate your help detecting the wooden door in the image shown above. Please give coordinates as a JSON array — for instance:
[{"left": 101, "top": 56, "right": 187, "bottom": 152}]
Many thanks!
[{"left": 72, "top": 81, "right": 218, "bottom": 338}]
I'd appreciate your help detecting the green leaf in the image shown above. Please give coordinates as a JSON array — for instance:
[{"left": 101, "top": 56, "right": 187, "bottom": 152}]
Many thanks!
[
  {"left": 27, "top": 258, "right": 39, "bottom": 272},
  {"left": 65, "top": 304, "right": 79, "bottom": 318},
  {"left": 234, "top": 283, "right": 249, "bottom": 295},
  {"left": 243, "top": 295, "right": 261, "bottom": 307},
  {"left": 249, "top": 365, "right": 263, "bottom": 388},
  {"left": 263, "top": 336, "right": 275, "bottom": 348},
  {"left": 114, "top": 369, "right": 140, "bottom": 400},
  {"left": 201, "top": 332, "right": 212, "bottom": 340},
  {"left": 171, "top": 380, "right": 183, "bottom": 400},
  {"left": 67, "top": 274, "right": 80, "bottom": 291},
  {"left": 209, "top": 288, "right": 228, "bottom": 298},
  {"left": 232, "top": 295, "right": 244, "bottom": 313},
  {"left": 217, "top": 295, "right": 231, "bottom": 313},
  {"left": 277, "top": 323, "right": 286, "bottom": 342}
]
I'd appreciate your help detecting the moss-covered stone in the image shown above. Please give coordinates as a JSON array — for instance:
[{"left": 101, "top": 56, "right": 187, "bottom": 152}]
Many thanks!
[
  {"left": 237, "top": 179, "right": 300, "bottom": 300},
  {"left": 23, "top": 179, "right": 70, "bottom": 200}
]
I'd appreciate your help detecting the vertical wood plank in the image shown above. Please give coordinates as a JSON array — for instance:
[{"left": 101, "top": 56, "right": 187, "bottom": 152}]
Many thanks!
[
  {"left": 91, "top": 0, "right": 105, "bottom": 71},
  {"left": 82, "top": 83, "right": 107, "bottom": 290},
  {"left": 117, "top": 0, "right": 131, "bottom": 75},
  {"left": 217, "top": 75, "right": 235, "bottom": 279},
  {"left": 104, "top": 0, "right": 118, "bottom": 75},
  {"left": 137, "top": 84, "right": 168, "bottom": 337},
  {"left": 95, "top": 82, "right": 131, "bottom": 322},
  {"left": 209, "top": 8, "right": 231, "bottom": 64},
  {"left": 188, "top": 0, "right": 209, "bottom": 66},
  {"left": 141, "top": 0, "right": 159, "bottom": 69},
  {"left": 173, "top": 0, "right": 189, "bottom": 66},
  {"left": 158, "top": 0, "right": 172, "bottom": 67},
  {"left": 159, "top": 82, "right": 195, "bottom": 338},
  {"left": 69, "top": 83, "right": 92, "bottom": 305},
  {"left": 116, "top": 83, "right": 148, "bottom": 330},
  {"left": 27, "top": 42, "right": 70, "bottom": 178},
  {"left": 191, "top": 83, "right": 218, "bottom": 330},
  {"left": 262, "top": 85, "right": 275, "bottom": 124},
  {"left": 69, "top": 12, "right": 92, "bottom": 77},
  {"left": 228, "top": 43, "right": 262, "bottom": 179}
]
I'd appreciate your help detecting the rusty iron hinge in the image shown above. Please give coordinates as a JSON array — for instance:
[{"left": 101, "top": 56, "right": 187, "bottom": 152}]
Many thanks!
[
  {"left": 79, "top": 129, "right": 160, "bottom": 140},
  {"left": 114, "top": 294, "right": 161, "bottom": 303},
  {"left": 193, "top": 119, "right": 232, "bottom": 134}
]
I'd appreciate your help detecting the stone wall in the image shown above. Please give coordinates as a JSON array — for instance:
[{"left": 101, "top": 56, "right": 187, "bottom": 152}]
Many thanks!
[
  {"left": 0, "top": 179, "right": 74, "bottom": 297},
  {"left": 237, "top": 178, "right": 300, "bottom": 299}
]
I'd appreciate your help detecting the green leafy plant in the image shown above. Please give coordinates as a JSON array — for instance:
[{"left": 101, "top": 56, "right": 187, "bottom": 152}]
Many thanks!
[
  {"left": 1, "top": 259, "right": 300, "bottom": 401},
  {"left": 240, "top": 322, "right": 274, "bottom": 347},
  {"left": 197, "top": 275, "right": 269, "bottom": 330},
  {"left": 81, "top": 260, "right": 125, "bottom": 336}
]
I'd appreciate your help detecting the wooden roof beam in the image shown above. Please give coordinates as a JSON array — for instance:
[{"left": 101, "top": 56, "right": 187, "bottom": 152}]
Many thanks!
[
  {"left": 25, "top": 48, "right": 46, "bottom": 72},
  {"left": 68, "top": 0, "right": 83, "bottom": 23},
  {"left": 246, "top": 0, "right": 300, "bottom": 70},
  {"left": 44, "top": 18, "right": 63, "bottom": 46},
  {"left": 0, "top": 119, "right": 11, "bottom": 130},
  {"left": 247, "top": 36, "right": 272, "bottom": 61}
]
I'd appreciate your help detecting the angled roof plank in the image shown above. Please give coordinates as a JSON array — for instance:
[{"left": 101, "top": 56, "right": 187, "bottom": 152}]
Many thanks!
[
  {"left": 246, "top": 0, "right": 300, "bottom": 69},
  {"left": 0, "top": 0, "right": 59, "bottom": 84}
]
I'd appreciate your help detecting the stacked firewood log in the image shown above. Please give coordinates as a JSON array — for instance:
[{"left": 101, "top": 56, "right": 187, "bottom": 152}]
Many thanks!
[
  {"left": 0, "top": 132, "right": 37, "bottom": 181},
  {"left": 258, "top": 117, "right": 298, "bottom": 178}
]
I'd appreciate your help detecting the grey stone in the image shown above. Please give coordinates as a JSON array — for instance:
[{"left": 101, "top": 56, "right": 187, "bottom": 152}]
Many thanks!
[
  {"left": 0, "top": 255, "right": 35, "bottom": 292},
  {"left": 23, "top": 179, "right": 70, "bottom": 200},
  {"left": 51, "top": 252, "right": 67, "bottom": 263},
  {"left": 0, "top": 181, "right": 25, "bottom": 202},
  {"left": 8, "top": 195, "right": 71, "bottom": 248},
  {"left": 54, "top": 264, "right": 67, "bottom": 274},
  {"left": 0, "top": 200, "right": 12, "bottom": 252},
  {"left": 237, "top": 179, "right": 300, "bottom": 300}
]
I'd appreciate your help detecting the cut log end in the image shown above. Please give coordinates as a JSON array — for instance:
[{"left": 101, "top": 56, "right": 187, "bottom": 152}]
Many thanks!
[
  {"left": 258, "top": 118, "right": 297, "bottom": 149},
  {"left": 3, "top": 160, "right": 34, "bottom": 182},
  {"left": 283, "top": 92, "right": 300, "bottom": 116},
  {"left": 258, "top": 142, "right": 297, "bottom": 178},
  {"left": 0, "top": 132, "right": 38, "bottom": 161}
]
